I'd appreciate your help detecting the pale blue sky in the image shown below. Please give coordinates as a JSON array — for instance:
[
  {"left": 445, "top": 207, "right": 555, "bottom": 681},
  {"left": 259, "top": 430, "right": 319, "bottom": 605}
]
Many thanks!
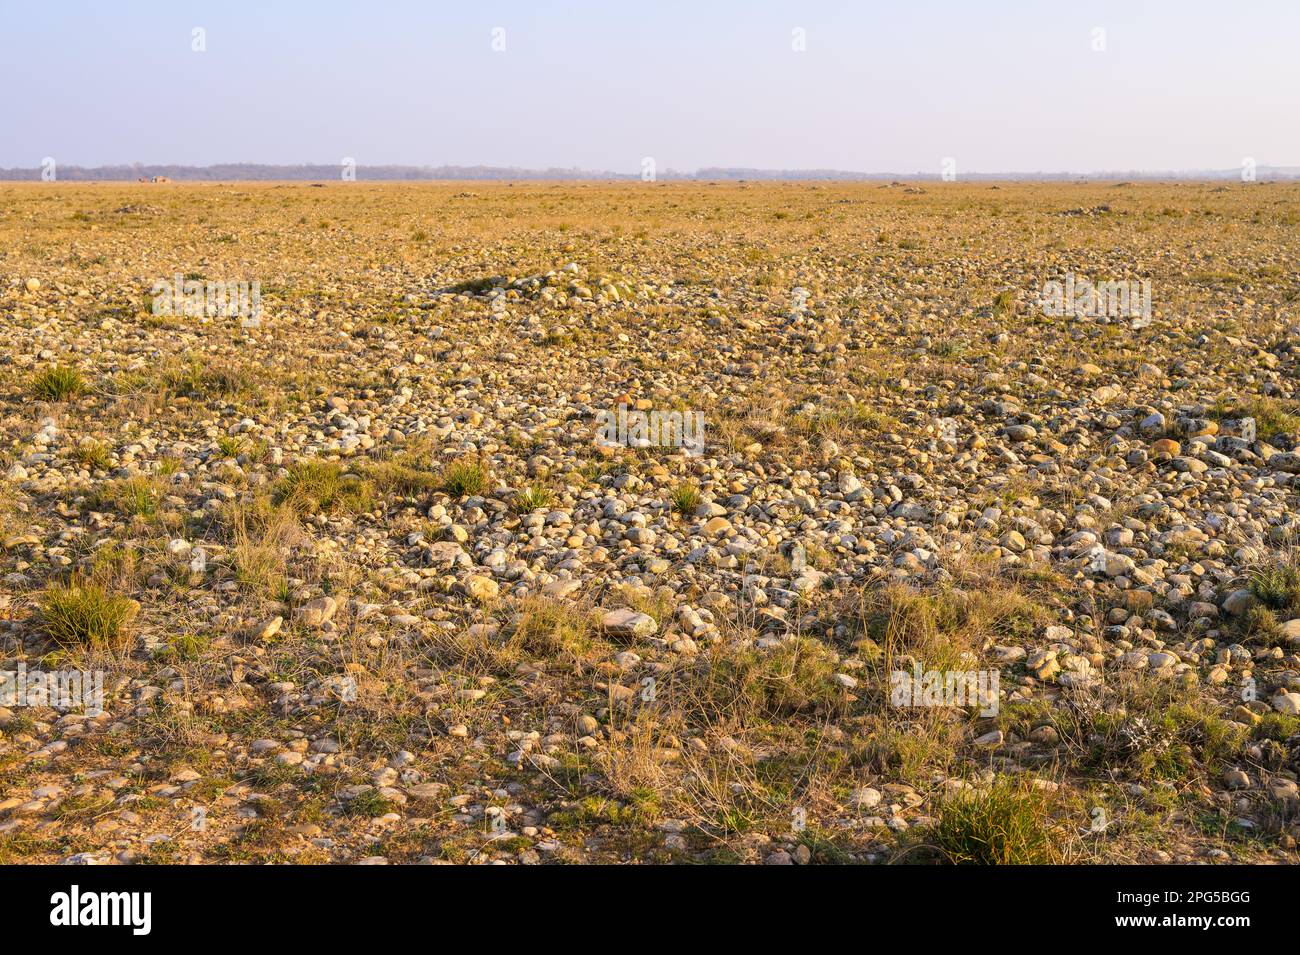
[{"left": 3, "top": 0, "right": 1296, "bottom": 173}]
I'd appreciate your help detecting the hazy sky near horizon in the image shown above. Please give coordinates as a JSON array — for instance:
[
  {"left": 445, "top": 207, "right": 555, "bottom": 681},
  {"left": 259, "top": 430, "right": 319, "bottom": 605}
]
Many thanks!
[{"left": 3, "top": 1, "right": 1297, "bottom": 174}]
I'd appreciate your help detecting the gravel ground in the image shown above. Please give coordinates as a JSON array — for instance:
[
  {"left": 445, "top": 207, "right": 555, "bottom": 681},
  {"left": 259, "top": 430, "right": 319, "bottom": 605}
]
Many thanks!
[{"left": 1, "top": 179, "right": 1298, "bottom": 864}]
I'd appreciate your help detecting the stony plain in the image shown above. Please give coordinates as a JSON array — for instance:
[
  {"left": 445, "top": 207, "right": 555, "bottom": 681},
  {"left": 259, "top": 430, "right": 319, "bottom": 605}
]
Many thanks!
[{"left": 1, "top": 179, "right": 1298, "bottom": 864}]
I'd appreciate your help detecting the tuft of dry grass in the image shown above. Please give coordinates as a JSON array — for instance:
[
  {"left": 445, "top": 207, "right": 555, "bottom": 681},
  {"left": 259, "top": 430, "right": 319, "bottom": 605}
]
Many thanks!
[
  {"left": 39, "top": 579, "right": 139, "bottom": 648},
  {"left": 438, "top": 457, "right": 491, "bottom": 497},
  {"left": 915, "top": 775, "right": 1068, "bottom": 865},
  {"left": 669, "top": 482, "right": 701, "bottom": 516},
  {"left": 511, "top": 482, "right": 553, "bottom": 514},
  {"left": 506, "top": 596, "right": 598, "bottom": 657},
  {"left": 684, "top": 637, "right": 850, "bottom": 724},
  {"left": 31, "top": 365, "right": 85, "bottom": 401},
  {"left": 88, "top": 475, "right": 160, "bottom": 517},
  {"left": 1247, "top": 558, "right": 1300, "bottom": 613},
  {"left": 274, "top": 460, "right": 373, "bottom": 514},
  {"left": 226, "top": 496, "right": 301, "bottom": 601},
  {"left": 853, "top": 580, "right": 1051, "bottom": 678},
  {"left": 72, "top": 440, "right": 112, "bottom": 471}
]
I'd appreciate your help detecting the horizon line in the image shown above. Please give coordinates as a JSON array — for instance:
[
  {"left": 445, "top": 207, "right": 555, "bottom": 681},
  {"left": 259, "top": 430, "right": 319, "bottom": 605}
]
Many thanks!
[{"left": 2, "top": 161, "right": 1297, "bottom": 183}]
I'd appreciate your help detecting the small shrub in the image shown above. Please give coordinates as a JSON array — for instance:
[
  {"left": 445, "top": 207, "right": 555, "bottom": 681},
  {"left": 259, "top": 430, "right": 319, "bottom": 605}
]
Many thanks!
[
  {"left": 152, "top": 633, "right": 210, "bottom": 663},
  {"left": 1079, "top": 694, "right": 1245, "bottom": 782},
  {"left": 851, "top": 713, "right": 963, "bottom": 780},
  {"left": 1253, "top": 712, "right": 1300, "bottom": 743},
  {"left": 161, "top": 360, "right": 253, "bottom": 399},
  {"left": 1243, "top": 603, "right": 1279, "bottom": 640},
  {"left": 859, "top": 583, "right": 1048, "bottom": 676},
  {"left": 541, "top": 329, "right": 577, "bottom": 347},
  {"left": 791, "top": 404, "right": 897, "bottom": 439},
  {"left": 1210, "top": 396, "right": 1300, "bottom": 441},
  {"left": 39, "top": 579, "right": 139, "bottom": 648},
  {"left": 226, "top": 497, "right": 300, "bottom": 599},
  {"left": 1242, "top": 398, "right": 1299, "bottom": 440},
  {"left": 547, "top": 795, "right": 651, "bottom": 830}
]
